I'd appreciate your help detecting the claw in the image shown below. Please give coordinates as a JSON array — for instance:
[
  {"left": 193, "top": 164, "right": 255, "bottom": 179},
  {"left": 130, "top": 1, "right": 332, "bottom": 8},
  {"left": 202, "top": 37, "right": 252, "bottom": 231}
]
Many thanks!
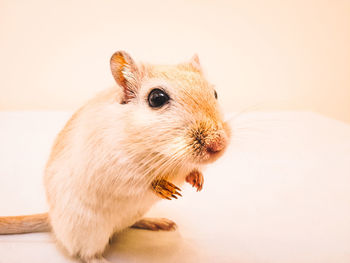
[
  {"left": 151, "top": 179, "right": 182, "bottom": 200},
  {"left": 186, "top": 170, "right": 204, "bottom": 192},
  {"left": 174, "top": 185, "right": 181, "bottom": 191},
  {"left": 167, "top": 181, "right": 181, "bottom": 191},
  {"left": 175, "top": 191, "right": 182, "bottom": 197}
]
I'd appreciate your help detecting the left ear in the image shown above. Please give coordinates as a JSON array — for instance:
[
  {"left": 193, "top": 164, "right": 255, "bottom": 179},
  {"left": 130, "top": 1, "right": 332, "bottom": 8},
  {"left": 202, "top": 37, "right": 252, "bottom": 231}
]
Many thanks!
[
  {"left": 110, "top": 51, "right": 141, "bottom": 103},
  {"left": 189, "top": 54, "right": 202, "bottom": 72}
]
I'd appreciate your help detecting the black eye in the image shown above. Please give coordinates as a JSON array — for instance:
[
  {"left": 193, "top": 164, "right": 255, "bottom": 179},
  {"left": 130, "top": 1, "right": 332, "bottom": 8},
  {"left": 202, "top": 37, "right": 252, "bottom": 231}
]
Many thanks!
[
  {"left": 148, "top": 88, "right": 170, "bottom": 108},
  {"left": 214, "top": 90, "right": 218, "bottom": 99}
]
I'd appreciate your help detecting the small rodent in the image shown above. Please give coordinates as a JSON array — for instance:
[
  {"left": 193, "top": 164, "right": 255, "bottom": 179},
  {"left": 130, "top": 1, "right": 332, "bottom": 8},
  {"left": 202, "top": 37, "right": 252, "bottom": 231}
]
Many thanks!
[{"left": 0, "top": 51, "right": 231, "bottom": 263}]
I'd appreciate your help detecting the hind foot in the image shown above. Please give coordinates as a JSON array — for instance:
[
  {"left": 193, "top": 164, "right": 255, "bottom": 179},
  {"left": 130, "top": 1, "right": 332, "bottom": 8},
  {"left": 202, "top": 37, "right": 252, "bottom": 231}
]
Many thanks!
[{"left": 131, "top": 218, "right": 177, "bottom": 231}]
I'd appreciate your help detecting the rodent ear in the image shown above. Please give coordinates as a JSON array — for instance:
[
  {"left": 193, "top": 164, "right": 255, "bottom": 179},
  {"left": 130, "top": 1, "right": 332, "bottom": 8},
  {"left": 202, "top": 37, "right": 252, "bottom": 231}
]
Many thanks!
[
  {"left": 189, "top": 54, "right": 202, "bottom": 72},
  {"left": 110, "top": 51, "right": 140, "bottom": 103}
]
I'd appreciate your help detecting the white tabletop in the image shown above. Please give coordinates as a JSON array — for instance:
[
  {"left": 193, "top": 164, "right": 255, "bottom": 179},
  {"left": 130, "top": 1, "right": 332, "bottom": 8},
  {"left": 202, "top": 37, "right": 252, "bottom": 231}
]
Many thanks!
[{"left": 0, "top": 111, "right": 349, "bottom": 263}]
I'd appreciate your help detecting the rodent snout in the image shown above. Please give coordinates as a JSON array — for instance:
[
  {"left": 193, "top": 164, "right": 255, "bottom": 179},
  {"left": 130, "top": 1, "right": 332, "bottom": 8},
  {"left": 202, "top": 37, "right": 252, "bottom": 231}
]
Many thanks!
[
  {"left": 190, "top": 122, "right": 229, "bottom": 163},
  {"left": 206, "top": 134, "right": 227, "bottom": 154}
]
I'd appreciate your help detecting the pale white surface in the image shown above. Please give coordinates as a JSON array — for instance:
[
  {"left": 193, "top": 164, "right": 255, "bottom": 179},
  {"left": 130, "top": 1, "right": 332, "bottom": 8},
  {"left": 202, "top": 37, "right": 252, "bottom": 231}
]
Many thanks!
[{"left": 0, "top": 111, "right": 350, "bottom": 263}]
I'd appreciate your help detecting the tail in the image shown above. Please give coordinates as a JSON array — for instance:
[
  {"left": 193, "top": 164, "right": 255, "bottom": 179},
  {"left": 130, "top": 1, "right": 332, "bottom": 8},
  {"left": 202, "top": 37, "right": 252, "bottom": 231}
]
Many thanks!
[{"left": 0, "top": 213, "right": 50, "bottom": 234}]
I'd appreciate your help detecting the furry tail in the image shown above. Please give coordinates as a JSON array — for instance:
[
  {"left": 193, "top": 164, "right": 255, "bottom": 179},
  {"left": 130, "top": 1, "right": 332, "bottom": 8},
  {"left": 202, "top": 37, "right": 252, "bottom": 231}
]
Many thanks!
[{"left": 0, "top": 213, "right": 50, "bottom": 234}]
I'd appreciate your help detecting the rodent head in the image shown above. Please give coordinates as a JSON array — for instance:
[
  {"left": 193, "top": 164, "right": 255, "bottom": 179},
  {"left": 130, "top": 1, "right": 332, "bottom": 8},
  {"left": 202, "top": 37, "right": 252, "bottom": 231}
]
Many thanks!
[{"left": 110, "top": 51, "right": 230, "bottom": 171}]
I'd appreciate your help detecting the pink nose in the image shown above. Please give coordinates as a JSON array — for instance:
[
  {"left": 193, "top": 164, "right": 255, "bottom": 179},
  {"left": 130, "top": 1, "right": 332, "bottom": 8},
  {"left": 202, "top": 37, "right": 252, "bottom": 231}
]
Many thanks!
[{"left": 206, "top": 136, "right": 226, "bottom": 154}]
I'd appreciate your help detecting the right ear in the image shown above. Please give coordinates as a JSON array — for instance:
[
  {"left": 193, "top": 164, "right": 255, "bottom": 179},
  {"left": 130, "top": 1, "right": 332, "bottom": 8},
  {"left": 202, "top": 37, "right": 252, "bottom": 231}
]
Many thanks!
[{"left": 110, "top": 51, "right": 140, "bottom": 103}]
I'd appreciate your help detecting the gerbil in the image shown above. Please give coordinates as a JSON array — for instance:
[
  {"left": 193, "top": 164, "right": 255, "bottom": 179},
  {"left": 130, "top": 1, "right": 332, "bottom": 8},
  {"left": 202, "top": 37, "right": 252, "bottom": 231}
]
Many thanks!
[{"left": 0, "top": 51, "right": 230, "bottom": 263}]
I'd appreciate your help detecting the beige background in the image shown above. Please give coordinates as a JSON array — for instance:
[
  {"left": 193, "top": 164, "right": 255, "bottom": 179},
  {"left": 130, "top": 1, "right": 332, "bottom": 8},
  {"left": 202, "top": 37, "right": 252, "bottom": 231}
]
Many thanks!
[{"left": 0, "top": 0, "right": 349, "bottom": 123}]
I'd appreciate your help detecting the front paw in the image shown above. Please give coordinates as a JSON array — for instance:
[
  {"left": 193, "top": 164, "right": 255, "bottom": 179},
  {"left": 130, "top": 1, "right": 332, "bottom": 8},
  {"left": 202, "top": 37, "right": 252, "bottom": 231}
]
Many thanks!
[
  {"left": 151, "top": 179, "right": 182, "bottom": 200},
  {"left": 186, "top": 170, "right": 204, "bottom": 192}
]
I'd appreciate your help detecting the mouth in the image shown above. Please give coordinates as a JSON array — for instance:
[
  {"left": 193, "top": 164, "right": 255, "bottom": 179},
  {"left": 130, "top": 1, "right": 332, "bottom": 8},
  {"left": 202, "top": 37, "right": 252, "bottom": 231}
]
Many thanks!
[
  {"left": 205, "top": 147, "right": 226, "bottom": 163},
  {"left": 191, "top": 144, "right": 227, "bottom": 165}
]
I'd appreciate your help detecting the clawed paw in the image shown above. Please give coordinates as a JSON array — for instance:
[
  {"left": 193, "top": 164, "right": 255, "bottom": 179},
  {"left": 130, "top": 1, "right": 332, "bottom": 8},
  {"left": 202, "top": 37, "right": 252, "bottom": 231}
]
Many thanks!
[
  {"left": 186, "top": 170, "right": 204, "bottom": 192},
  {"left": 151, "top": 179, "right": 182, "bottom": 200}
]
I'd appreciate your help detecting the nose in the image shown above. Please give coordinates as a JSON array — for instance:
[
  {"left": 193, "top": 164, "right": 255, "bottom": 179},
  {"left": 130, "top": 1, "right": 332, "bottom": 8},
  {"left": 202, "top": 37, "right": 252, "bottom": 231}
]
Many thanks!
[{"left": 206, "top": 134, "right": 227, "bottom": 154}]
